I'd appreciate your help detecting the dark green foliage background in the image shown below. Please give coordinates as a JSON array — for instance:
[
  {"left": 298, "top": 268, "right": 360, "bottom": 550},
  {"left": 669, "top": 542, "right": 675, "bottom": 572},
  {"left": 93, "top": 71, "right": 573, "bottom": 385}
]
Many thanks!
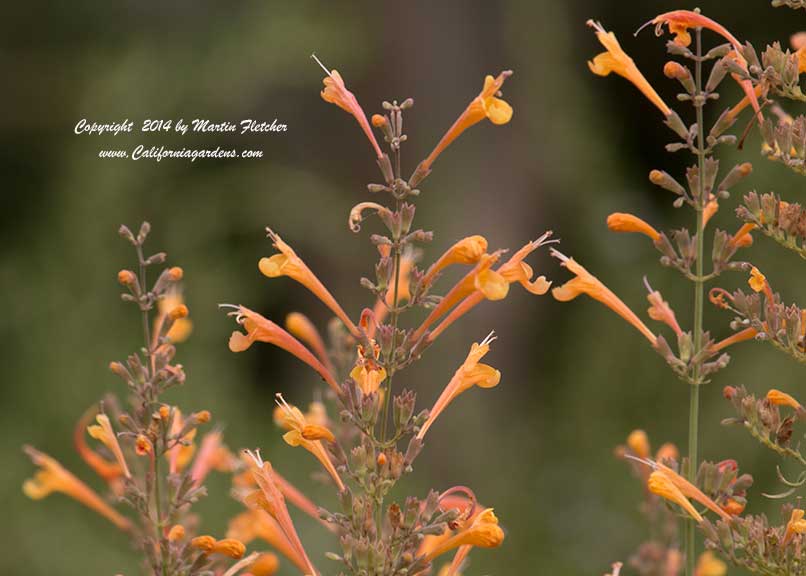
[{"left": 1, "top": 1, "right": 802, "bottom": 574}]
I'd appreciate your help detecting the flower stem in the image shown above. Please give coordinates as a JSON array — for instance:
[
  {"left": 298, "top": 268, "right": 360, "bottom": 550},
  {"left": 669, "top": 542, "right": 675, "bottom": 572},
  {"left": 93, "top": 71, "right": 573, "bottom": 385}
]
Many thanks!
[{"left": 686, "top": 27, "right": 706, "bottom": 576}]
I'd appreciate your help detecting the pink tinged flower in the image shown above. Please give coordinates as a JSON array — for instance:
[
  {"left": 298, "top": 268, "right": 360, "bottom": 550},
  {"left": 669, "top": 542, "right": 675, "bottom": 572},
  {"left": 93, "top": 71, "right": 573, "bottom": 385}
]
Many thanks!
[
  {"left": 644, "top": 278, "right": 683, "bottom": 337},
  {"left": 259, "top": 229, "right": 360, "bottom": 338},
  {"left": 226, "top": 305, "right": 339, "bottom": 392},
  {"left": 314, "top": 54, "right": 383, "bottom": 159}
]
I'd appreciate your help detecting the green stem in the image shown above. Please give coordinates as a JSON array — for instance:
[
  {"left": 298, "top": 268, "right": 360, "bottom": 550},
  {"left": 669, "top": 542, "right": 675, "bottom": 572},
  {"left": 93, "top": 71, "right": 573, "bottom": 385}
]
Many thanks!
[{"left": 686, "top": 27, "right": 706, "bottom": 576}]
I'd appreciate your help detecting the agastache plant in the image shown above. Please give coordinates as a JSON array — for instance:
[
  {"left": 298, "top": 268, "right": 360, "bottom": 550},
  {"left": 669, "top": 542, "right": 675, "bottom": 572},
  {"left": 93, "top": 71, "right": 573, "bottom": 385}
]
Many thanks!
[
  {"left": 218, "top": 56, "right": 555, "bottom": 576},
  {"left": 558, "top": 5, "right": 806, "bottom": 576}
]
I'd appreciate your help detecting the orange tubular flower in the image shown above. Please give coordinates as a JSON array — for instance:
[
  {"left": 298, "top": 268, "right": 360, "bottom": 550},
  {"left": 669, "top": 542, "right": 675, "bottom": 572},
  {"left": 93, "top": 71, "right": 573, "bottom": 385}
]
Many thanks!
[
  {"left": 730, "top": 223, "right": 756, "bottom": 248},
  {"left": 651, "top": 462, "right": 732, "bottom": 522},
  {"left": 587, "top": 20, "right": 671, "bottom": 116},
  {"left": 74, "top": 407, "right": 124, "bottom": 487},
  {"left": 551, "top": 250, "right": 657, "bottom": 346},
  {"left": 227, "top": 305, "right": 339, "bottom": 392},
  {"left": 87, "top": 413, "right": 131, "bottom": 479},
  {"left": 696, "top": 551, "right": 727, "bottom": 576},
  {"left": 156, "top": 288, "right": 193, "bottom": 343},
  {"left": 249, "top": 553, "right": 280, "bottom": 576},
  {"left": 648, "top": 10, "right": 762, "bottom": 124},
  {"left": 424, "top": 508, "right": 505, "bottom": 561},
  {"left": 275, "top": 396, "right": 344, "bottom": 491},
  {"left": 627, "top": 430, "right": 651, "bottom": 459},
  {"left": 784, "top": 509, "right": 806, "bottom": 546},
  {"left": 166, "top": 409, "right": 197, "bottom": 474},
  {"left": 648, "top": 470, "right": 703, "bottom": 522},
  {"left": 23, "top": 445, "right": 131, "bottom": 530},
  {"left": 313, "top": 54, "right": 383, "bottom": 159},
  {"left": 767, "top": 389, "right": 803, "bottom": 410},
  {"left": 285, "top": 312, "right": 332, "bottom": 373},
  {"left": 427, "top": 235, "right": 554, "bottom": 342},
  {"left": 418, "top": 333, "right": 501, "bottom": 441},
  {"left": 370, "top": 247, "right": 416, "bottom": 336},
  {"left": 703, "top": 196, "right": 720, "bottom": 227},
  {"left": 709, "top": 327, "right": 758, "bottom": 354},
  {"left": 422, "top": 235, "right": 489, "bottom": 287},
  {"left": 245, "top": 451, "right": 318, "bottom": 576},
  {"left": 410, "top": 252, "right": 507, "bottom": 343},
  {"left": 259, "top": 230, "right": 359, "bottom": 338},
  {"left": 417, "top": 71, "right": 513, "bottom": 175},
  {"left": 229, "top": 510, "right": 308, "bottom": 574},
  {"left": 349, "top": 342, "right": 387, "bottom": 395},
  {"left": 607, "top": 213, "right": 660, "bottom": 242},
  {"left": 190, "top": 430, "right": 233, "bottom": 487}
]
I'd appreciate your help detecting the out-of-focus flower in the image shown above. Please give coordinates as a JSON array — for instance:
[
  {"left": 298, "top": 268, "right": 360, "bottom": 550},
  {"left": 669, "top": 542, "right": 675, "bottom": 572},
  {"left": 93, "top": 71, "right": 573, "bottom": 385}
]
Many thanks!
[
  {"left": 416, "top": 71, "right": 513, "bottom": 176},
  {"left": 551, "top": 250, "right": 657, "bottom": 346},
  {"left": 74, "top": 407, "right": 124, "bottom": 488},
  {"left": 784, "top": 508, "right": 806, "bottom": 546},
  {"left": 190, "top": 430, "right": 233, "bottom": 486},
  {"left": 607, "top": 213, "right": 660, "bottom": 242},
  {"left": 166, "top": 409, "right": 197, "bottom": 474},
  {"left": 418, "top": 333, "right": 500, "bottom": 440},
  {"left": 157, "top": 288, "right": 193, "bottom": 343},
  {"left": 767, "top": 389, "right": 802, "bottom": 410},
  {"left": 228, "top": 509, "right": 307, "bottom": 574},
  {"left": 259, "top": 230, "right": 359, "bottom": 337},
  {"left": 191, "top": 535, "right": 246, "bottom": 559},
  {"left": 87, "top": 413, "right": 131, "bottom": 479},
  {"left": 695, "top": 551, "right": 727, "bottom": 576},
  {"left": 645, "top": 282, "right": 683, "bottom": 338},
  {"left": 285, "top": 312, "right": 333, "bottom": 373},
  {"left": 627, "top": 430, "right": 651, "bottom": 459},
  {"left": 23, "top": 445, "right": 131, "bottom": 530},
  {"left": 227, "top": 306, "right": 339, "bottom": 392},
  {"left": 314, "top": 55, "right": 383, "bottom": 159},
  {"left": 275, "top": 396, "right": 344, "bottom": 491},
  {"left": 587, "top": 20, "right": 671, "bottom": 116},
  {"left": 248, "top": 553, "right": 280, "bottom": 576}
]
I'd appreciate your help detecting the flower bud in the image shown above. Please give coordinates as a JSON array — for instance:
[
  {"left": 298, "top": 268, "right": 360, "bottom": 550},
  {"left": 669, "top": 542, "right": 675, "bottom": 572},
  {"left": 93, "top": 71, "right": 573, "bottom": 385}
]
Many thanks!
[
  {"left": 117, "top": 270, "right": 136, "bottom": 286},
  {"left": 168, "top": 266, "right": 183, "bottom": 281},
  {"left": 168, "top": 524, "right": 185, "bottom": 542}
]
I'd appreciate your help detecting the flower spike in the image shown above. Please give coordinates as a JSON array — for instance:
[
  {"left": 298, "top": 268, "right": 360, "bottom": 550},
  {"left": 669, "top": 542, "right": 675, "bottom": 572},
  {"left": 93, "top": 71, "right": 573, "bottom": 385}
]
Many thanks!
[
  {"left": 260, "top": 229, "right": 360, "bottom": 337},
  {"left": 550, "top": 249, "right": 657, "bottom": 346},
  {"left": 314, "top": 54, "right": 383, "bottom": 159},
  {"left": 587, "top": 20, "right": 671, "bottom": 117}
]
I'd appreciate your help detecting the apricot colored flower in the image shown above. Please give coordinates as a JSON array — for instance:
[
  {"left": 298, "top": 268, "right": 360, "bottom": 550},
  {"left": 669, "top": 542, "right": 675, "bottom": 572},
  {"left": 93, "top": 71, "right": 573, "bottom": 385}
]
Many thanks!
[
  {"left": 607, "top": 213, "right": 660, "bottom": 242},
  {"left": 424, "top": 508, "right": 505, "bottom": 561},
  {"left": 748, "top": 266, "right": 767, "bottom": 293},
  {"left": 587, "top": 20, "right": 671, "bottom": 116},
  {"left": 703, "top": 196, "right": 719, "bottom": 227},
  {"left": 74, "top": 407, "right": 124, "bottom": 487},
  {"left": 191, "top": 535, "right": 246, "bottom": 559},
  {"left": 418, "top": 71, "right": 513, "bottom": 175},
  {"left": 422, "top": 236, "right": 489, "bottom": 286},
  {"left": 730, "top": 223, "right": 756, "bottom": 249},
  {"left": 427, "top": 235, "right": 554, "bottom": 342},
  {"left": 696, "top": 551, "right": 727, "bottom": 576},
  {"left": 314, "top": 55, "right": 383, "bottom": 159},
  {"left": 647, "top": 462, "right": 732, "bottom": 522},
  {"left": 418, "top": 333, "right": 501, "bottom": 440},
  {"left": 411, "top": 252, "right": 507, "bottom": 343},
  {"left": 23, "top": 445, "right": 131, "bottom": 530},
  {"left": 227, "top": 305, "right": 339, "bottom": 392},
  {"left": 648, "top": 470, "right": 703, "bottom": 522},
  {"left": 260, "top": 230, "right": 359, "bottom": 337},
  {"left": 285, "top": 312, "right": 332, "bottom": 373},
  {"left": 87, "top": 413, "right": 131, "bottom": 479},
  {"left": 767, "top": 389, "right": 802, "bottom": 410},
  {"left": 349, "top": 342, "right": 387, "bottom": 395},
  {"left": 648, "top": 10, "right": 762, "bottom": 124},
  {"left": 709, "top": 327, "right": 758, "bottom": 354},
  {"left": 275, "top": 396, "right": 344, "bottom": 491},
  {"left": 369, "top": 247, "right": 417, "bottom": 336},
  {"left": 551, "top": 250, "right": 657, "bottom": 346},
  {"left": 244, "top": 451, "right": 318, "bottom": 576},
  {"left": 784, "top": 508, "right": 806, "bottom": 545},
  {"left": 249, "top": 553, "right": 280, "bottom": 576},
  {"left": 228, "top": 510, "right": 308, "bottom": 574},
  {"left": 166, "top": 408, "right": 197, "bottom": 474},
  {"left": 157, "top": 288, "right": 193, "bottom": 343},
  {"left": 190, "top": 430, "right": 233, "bottom": 486}
]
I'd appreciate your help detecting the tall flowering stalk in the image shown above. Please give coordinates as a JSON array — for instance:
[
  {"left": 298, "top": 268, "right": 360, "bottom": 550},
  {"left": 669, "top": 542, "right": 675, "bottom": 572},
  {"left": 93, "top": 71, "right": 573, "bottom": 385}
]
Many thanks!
[
  {"left": 572, "top": 5, "right": 806, "bottom": 576},
  {"left": 21, "top": 224, "right": 265, "bottom": 575},
  {"left": 222, "top": 58, "right": 553, "bottom": 575}
]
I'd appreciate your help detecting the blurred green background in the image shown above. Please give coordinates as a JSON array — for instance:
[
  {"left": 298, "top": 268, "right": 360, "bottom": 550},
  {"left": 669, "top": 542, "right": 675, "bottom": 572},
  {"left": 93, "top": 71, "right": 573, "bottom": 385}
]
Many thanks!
[{"left": 2, "top": 0, "right": 804, "bottom": 574}]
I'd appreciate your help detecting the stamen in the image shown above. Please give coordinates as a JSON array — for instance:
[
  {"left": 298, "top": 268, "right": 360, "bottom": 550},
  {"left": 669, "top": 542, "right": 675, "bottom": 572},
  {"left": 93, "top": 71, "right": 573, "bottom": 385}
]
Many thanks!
[
  {"left": 480, "top": 331, "right": 497, "bottom": 347},
  {"left": 633, "top": 18, "right": 655, "bottom": 37},
  {"left": 310, "top": 53, "right": 332, "bottom": 76}
]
